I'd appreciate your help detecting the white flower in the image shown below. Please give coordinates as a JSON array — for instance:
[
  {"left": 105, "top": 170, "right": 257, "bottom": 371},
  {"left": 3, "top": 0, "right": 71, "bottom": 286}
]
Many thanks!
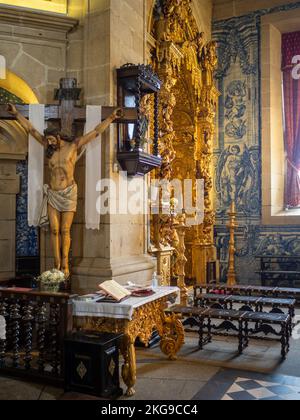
[
  {"left": 38, "top": 269, "right": 65, "bottom": 283},
  {"left": 39, "top": 271, "right": 51, "bottom": 282}
]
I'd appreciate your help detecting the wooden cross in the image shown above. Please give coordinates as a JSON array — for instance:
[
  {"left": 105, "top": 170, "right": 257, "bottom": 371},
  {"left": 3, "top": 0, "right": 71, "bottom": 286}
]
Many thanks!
[{"left": 0, "top": 77, "right": 137, "bottom": 134}]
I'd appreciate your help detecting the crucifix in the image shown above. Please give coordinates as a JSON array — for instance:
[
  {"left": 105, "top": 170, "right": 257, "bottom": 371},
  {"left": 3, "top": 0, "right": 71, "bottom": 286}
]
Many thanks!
[{"left": 0, "top": 78, "right": 137, "bottom": 281}]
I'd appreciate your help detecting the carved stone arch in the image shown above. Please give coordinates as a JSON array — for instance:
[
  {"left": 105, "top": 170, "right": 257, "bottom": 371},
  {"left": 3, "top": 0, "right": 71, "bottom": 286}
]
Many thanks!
[
  {"left": 149, "top": 0, "right": 219, "bottom": 285},
  {"left": 0, "top": 75, "right": 39, "bottom": 281},
  {"left": 0, "top": 70, "right": 39, "bottom": 158},
  {"left": 0, "top": 119, "right": 27, "bottom": 158},
  {"left": 147, "top": 0, "right": 157, "bottom": 34}
]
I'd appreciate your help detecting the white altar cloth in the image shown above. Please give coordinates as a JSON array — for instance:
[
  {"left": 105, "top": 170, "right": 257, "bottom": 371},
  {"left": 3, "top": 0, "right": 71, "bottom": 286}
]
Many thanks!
[{"left": 73, "top": 287, "right": 180, "bottom": 321}]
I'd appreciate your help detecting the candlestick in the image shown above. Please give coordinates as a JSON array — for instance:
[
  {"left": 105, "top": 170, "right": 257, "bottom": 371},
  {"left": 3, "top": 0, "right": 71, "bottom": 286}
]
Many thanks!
[
  {"left": 226, "top": 201, "right": 238, "bottom": 286},
  {"left": 175, "top": 212, "right": 188, "bottom": 306}
]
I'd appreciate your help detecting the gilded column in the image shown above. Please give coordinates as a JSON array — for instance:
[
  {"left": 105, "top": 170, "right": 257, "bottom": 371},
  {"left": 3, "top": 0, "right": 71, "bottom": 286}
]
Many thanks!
[
  {"left": 150, "top": 35, "right": 183, "bottom": 285},
  {"left": 192, "top": 40, "right": 219, "bottom": 285}
]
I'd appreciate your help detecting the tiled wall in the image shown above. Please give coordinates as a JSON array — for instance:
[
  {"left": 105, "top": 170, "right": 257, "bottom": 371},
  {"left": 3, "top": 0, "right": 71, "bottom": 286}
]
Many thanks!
[
  {"left": 213, "top": 2, "right": 300, "bottom": 283},
  {"left": 16, "top": 161, "right": 39, "bottom": 258}
]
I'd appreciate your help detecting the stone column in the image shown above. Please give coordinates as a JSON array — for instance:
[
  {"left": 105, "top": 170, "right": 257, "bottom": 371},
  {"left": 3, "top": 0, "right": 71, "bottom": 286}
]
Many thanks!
[{"left": 71, "top": 0, "right": 155, "bottom": 293}]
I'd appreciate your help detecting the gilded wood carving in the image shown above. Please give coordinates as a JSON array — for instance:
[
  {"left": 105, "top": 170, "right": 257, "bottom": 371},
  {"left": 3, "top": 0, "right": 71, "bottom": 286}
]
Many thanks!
[{"left": 150, "top": 0, "right": 219, "bottom": 285}]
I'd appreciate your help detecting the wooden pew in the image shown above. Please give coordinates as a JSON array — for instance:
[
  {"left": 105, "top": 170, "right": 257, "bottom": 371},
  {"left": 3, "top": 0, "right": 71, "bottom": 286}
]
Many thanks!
[
  {"left": 255, "top": 255, "right": 300, "bottom": 287},
  {"left": 194, "top": 293, "right": 295, "bottom": 335},
  {"left": 165, "top": 305, "right": 291, "bottom": 360},
  {"left": 196, "top": 284, "right": 300, "bottom": 302}
]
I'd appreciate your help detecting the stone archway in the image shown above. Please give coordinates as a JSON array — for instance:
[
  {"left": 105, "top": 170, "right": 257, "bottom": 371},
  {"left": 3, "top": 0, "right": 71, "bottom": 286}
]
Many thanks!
[
  {"left": 149, "top": 0, "right": 219, "bottom": 285},
  {"left": 0, "top": 73, "right": 39, "bottom": 281}
]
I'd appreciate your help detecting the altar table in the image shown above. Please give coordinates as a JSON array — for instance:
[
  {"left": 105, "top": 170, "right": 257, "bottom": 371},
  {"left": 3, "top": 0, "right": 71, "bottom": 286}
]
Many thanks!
[{"left": 73, "top": 287, "right": 185, "bottom": 397}]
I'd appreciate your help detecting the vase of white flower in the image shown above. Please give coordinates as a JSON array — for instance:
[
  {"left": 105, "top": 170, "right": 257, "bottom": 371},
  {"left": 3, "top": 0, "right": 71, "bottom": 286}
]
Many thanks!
[{"left": 37, "top": 269, "right": 66, "bottom": 293}]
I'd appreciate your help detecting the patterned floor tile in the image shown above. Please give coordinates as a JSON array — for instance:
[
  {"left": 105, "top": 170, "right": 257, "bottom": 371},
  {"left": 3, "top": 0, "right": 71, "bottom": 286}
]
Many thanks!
[
  {"left": 282, "top": 394, "right": 300, "bottom": 401},
  {"left": 192, "top": 369, "right": 300, "bottom": 401},
  {"left": 221, "top": 395, "right": 233, "bottom": 401},
  {"left": 226, "top": 383, "right": 245, "bottom": 393},
  {"left": 255, "top": 380, "right": 280, "bottom": 387},
  {"left": 227, "top": 391, "right": 257, "bottom": 401},
  {"left": 236, "top": 377, "right": 254, "bottom": 383},
  {"left": 246, "top": 388, "right": 276, "bottom": 399},
  {"left": 267, "top": 385, "right": 299, "bottom": 396},
  {"left": 235, "top": 380, "right": 263, "bottom": 390}
]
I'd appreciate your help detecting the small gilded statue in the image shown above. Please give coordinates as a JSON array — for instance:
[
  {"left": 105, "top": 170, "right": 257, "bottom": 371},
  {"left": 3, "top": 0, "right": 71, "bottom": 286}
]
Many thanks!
[{"left": 202, "top": 40, "right": 218, "bottom": 86}]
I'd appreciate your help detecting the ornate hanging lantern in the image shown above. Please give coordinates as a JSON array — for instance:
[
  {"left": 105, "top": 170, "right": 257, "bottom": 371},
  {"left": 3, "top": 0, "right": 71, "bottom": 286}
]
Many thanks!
[{"left": 116, "top": 64, "right": 162, "bottom": 176}]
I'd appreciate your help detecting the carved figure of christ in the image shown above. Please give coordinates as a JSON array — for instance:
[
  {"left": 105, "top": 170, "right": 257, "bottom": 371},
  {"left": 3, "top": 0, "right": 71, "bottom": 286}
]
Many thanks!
[{"left": 7, "top": 103, "right": 121, "bottom": 280}]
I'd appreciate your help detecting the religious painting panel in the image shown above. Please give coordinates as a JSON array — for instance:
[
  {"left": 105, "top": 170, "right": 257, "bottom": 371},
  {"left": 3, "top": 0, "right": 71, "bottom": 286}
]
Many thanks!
[{"left": 213, "top": 14, "right": 261, "bottom": 220}]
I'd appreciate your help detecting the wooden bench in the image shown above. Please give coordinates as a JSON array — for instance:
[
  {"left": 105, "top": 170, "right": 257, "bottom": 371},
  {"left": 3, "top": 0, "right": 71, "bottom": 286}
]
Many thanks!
[
  {"left": 256, "top": 255, "right": 300, "bottom": 287},
  {"left": 256, "top": 271, "right": 300, "bottom": 287},
  {"left": 197, "top": 284, "right": 300, "bottom": 302},
  {"left": 166, "top": 305, "right": 291, "bottom": 360},
  {"left": 194, "top": 293, "right": 295, "bottom": 335}
]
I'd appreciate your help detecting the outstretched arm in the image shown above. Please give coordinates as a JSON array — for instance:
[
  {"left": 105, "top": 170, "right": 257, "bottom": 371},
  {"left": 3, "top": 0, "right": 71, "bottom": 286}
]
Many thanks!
[
  {"left": 76, "top": 108, "right": 123, "bottom": 149},
  {"left": 7, "top": 104, "right": 45, "bottom": 146}
]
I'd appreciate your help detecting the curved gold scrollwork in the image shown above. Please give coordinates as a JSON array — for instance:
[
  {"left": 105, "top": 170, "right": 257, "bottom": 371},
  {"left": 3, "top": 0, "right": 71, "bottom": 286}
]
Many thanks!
[{"left": 159, "top": 313, "right": 185, "bottom": 361}]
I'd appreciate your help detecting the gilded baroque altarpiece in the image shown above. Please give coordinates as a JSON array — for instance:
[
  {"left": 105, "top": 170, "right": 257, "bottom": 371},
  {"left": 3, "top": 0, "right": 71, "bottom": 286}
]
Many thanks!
[{"left": 148, "top": 0, "right": 219, "bottom": 287}]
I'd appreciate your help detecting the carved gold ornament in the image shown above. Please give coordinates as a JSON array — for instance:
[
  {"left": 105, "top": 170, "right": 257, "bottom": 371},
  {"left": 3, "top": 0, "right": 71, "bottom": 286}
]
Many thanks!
[
  {"left": 77, "top": 361, "right": 87, "bottom": 380},
  {"left": 109, "top": 358, "right": 116, "bottom": 377}
]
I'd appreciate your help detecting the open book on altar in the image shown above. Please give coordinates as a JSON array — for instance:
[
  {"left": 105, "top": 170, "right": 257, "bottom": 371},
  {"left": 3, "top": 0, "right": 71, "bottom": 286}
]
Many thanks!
[{"left": 98, "top": 280, "right": 132, "bottom": 302}]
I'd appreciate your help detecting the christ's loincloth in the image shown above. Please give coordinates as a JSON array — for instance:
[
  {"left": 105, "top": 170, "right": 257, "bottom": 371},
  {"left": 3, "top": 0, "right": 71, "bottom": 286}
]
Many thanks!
[{"left": 39, "top": 183, "right": 78, "bottom": 229}]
